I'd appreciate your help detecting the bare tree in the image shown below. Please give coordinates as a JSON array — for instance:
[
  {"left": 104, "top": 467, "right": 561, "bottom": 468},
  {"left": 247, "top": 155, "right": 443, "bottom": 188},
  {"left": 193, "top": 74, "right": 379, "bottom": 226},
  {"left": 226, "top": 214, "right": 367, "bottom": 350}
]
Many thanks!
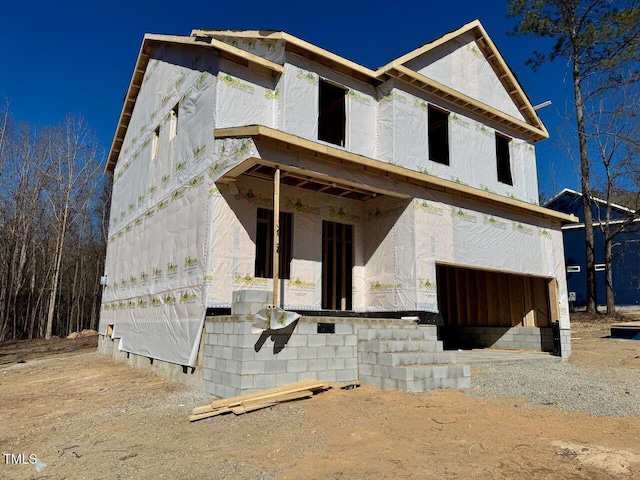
[
  {"left": 44, "top": 116, "right": 101, "bottom": 339},
  {"left": 508, "top": 0, "right": 640, "bottom": 314},
  {"left": 587, "top": 85, "right": 640, "bottom": 313},
  {"left": 0, "top": 105, "right": 108, "bottom": 342}
]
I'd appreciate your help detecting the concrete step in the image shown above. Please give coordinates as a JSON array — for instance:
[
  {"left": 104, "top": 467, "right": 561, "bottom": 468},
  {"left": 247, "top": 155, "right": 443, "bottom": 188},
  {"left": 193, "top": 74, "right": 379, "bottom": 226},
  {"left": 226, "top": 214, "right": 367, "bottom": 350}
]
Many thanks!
[
  {"left": 377, "top": 351, "right": 457, "bottom": 367},
  {"left": 358, "top": 326, "right": 438, "bottom": 342},
  {"left": 359, "top": 339, "right": 443, "bottom": 354},
  {"left": 359, "top": 364, "right": 471, "bottom": 392},
  {"left": 405, "top": 375, "right": 471, "bottom": 392},
  {"left": 356, "top": 325, "right": 469, "bottom": 393}
]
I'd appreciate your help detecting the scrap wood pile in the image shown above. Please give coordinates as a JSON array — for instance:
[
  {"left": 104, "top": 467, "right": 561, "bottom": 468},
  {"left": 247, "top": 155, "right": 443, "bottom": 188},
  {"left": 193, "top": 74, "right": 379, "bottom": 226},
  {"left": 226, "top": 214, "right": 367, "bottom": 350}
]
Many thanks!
[{"left": 190, "top": 379, "right": 335, "bottom": 422}]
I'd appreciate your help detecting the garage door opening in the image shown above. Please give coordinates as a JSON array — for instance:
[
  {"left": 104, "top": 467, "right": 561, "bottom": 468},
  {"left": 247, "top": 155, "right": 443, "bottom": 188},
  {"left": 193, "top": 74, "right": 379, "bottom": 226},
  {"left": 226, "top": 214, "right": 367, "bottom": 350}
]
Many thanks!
[{"left": 436, "top": 264, "right": 558, "bottom": 352}]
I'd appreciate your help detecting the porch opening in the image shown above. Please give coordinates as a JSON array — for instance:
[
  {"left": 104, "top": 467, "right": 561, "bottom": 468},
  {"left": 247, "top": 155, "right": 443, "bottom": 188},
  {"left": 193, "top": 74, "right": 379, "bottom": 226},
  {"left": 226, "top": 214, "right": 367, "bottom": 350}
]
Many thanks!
[
  {"left": 322, "top": 220, "right": 353, "bottom": 310},
  {"left": 436, "top": 263, "right": 556, "bottom": 352}
]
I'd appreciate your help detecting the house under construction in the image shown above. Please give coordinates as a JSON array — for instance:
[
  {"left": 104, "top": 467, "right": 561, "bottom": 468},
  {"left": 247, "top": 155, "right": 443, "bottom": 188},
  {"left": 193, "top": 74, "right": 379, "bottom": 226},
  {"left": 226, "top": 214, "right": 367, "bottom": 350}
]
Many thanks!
[{"left": 98, "top": 21, "right": 576, "bottom": 396}]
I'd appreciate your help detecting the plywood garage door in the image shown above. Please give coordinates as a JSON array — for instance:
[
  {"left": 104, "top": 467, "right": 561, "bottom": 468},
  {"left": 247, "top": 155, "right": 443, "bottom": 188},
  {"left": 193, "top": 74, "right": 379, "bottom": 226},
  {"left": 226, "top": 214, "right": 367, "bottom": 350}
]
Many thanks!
[{"left": 436, "top": 264, "right": 554, "bottom": 327}]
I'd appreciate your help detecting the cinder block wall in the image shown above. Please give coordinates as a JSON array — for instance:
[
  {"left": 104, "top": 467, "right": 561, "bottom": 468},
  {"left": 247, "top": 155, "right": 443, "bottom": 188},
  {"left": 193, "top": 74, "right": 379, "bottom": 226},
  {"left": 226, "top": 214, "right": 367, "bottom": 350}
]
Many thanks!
[
  {"left": 440, "top": 326, "right": 555, "bottom": 352},
  {"left": 559, "top": 328, "right": 571, "bottom": 358},
  {"left": 201, "top": 316, "right": 421, "bottom": 397},
  {"left": 199, "top": 290, "right": 416, "bottom": 397},
  {"left": 199, "top": 290, "right": 418, "bottom": 397},
  {"left": 97, "top": 334, "right": 204, "bottom": 389},
  {"left": 97, "top": 334, "right": 114, "bottom": 356},
  {"left": 201, "top": 316, "right": 356, "bottom": 397}
]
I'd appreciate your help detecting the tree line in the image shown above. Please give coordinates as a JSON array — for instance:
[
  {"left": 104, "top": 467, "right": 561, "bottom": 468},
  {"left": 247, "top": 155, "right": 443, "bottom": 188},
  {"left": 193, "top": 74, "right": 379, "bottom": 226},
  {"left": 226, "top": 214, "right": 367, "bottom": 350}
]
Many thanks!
[
  {"left": 509, "top": 0, "right": 640, "bottom": 314},
  {"left": 0, "top": 104, "right": 109, "bottom": 341}
]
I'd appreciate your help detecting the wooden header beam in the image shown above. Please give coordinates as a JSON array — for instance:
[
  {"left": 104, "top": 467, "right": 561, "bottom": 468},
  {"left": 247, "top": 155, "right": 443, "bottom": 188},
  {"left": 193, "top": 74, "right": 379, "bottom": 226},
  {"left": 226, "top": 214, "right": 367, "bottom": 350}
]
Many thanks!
[{"left": 215, "top": 126, "right": 577, "bottom": 224}]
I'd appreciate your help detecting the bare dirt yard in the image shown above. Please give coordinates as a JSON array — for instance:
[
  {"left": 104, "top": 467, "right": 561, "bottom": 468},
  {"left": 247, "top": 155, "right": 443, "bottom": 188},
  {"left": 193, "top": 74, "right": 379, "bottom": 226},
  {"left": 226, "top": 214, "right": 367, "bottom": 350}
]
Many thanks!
[{"left": 1, "top": 315, "right": 639, "bottom": 480}]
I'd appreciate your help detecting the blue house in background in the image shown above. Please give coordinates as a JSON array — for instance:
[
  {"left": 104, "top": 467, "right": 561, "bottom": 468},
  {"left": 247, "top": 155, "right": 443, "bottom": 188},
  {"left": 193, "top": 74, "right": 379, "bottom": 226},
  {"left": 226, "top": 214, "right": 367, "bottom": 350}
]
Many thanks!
[{"left": 545, "top": 188, "right": 640, "bottom": 309}]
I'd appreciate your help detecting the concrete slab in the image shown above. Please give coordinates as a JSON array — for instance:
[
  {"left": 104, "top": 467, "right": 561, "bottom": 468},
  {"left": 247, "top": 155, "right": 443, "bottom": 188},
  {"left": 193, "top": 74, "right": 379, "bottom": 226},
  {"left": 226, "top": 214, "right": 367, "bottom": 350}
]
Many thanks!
[{"left": 453, "top": 348, "right": 561, "bottom": 364}]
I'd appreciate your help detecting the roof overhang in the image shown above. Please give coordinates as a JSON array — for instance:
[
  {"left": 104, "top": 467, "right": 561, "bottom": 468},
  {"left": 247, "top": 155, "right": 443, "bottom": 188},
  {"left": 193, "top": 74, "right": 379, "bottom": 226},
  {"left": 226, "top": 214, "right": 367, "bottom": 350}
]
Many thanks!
[
  {"left": 191, "top": 29, "right": 378, "bottom": 85},
  {"left": 219, "top": 158, "right": 406, "bottom": 202},
  {"left": 545, "top": 187, "right": 637, "bottom": 214},
  {"left": 384, "top": 64, "right": 547, "bottom": 141},
  {"left": 374, "top": 20, "right": 547, "bottom": 140},
  {"left": 108, "top": 21, "right": 549, "bottom": 173},
  {"left": 192, "top": 21, "right": 548, "bottom": 141},
  {"left": 105, "top": 34, "right": 284, "bottom": 174},
  {"left": 215, "top": 126, "right": 577, "bottom": 223}
]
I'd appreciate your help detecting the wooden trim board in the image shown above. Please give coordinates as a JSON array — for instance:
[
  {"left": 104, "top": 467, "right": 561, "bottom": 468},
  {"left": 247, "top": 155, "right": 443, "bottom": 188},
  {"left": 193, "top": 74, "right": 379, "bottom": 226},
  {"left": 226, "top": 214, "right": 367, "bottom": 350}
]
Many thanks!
[{"left": 215, "top": 126, "right": 577, "bottom": 224}]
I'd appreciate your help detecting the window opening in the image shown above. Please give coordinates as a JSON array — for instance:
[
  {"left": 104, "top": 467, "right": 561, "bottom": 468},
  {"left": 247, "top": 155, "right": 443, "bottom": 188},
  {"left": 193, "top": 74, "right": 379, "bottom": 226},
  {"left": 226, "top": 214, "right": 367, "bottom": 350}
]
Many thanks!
[
  {"left": 152, "top": 127, "right": 160, "bottom": 159},
  {"left": 169, "top": 104, "right": 179, "bottom": 140},
  {"left": 318, "top": 79, "right": 346, "bottom": 147},
  {"left": 428, "top": 106, "right": 450, "bottom": 165},
  {"left": 496, "top": 133, "right": 513, "bottom": 185}
]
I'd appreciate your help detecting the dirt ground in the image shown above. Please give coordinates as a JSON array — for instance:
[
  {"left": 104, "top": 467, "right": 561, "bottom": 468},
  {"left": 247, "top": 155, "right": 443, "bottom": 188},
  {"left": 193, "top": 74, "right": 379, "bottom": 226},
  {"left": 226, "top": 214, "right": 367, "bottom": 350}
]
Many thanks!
[{"left": 1, "top": 315, "right": 639, "bottom": 480}]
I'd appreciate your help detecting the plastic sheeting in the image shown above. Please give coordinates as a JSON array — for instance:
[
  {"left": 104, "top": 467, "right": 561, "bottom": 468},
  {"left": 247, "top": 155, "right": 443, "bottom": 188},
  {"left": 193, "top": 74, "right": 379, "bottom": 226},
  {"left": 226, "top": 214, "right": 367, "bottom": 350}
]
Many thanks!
[
  {"left": 100, "top": 43, "right": 219, "bottom": 366},
  {"left": 282, "top": 54, "right": 377, "bottom": 158},
  {"left": 216, "top": 59, "right": 278, "bottom": 129},
  {"left": 405, "top": 31, "right": 527, "bottom": 122},
  {"left": 377, "top": 79, "right": 539, "bottom": 205},
  {"left": 252, "top": 307, "right": 301, "bottom": 334},
  {"left": 215, "top": 36, "right": 286, "bottom": 65}
]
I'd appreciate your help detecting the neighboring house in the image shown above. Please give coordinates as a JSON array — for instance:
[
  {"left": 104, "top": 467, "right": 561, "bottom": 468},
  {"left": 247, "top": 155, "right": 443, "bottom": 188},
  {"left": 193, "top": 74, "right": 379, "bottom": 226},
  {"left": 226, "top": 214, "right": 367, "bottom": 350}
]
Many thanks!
[
  {"left": 545, "top": 188, "right": 640, "bottom": 309},
  {"left": 98, "top": 20, "right": 576, "bottom": 396}
]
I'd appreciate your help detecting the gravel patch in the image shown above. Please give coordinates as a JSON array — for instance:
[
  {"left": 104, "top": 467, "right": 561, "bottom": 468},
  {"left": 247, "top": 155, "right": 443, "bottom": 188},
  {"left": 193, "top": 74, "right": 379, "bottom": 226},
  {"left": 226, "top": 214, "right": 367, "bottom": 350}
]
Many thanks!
[{"left": 468, "top": 361, "right": 640, "bottom": 417}]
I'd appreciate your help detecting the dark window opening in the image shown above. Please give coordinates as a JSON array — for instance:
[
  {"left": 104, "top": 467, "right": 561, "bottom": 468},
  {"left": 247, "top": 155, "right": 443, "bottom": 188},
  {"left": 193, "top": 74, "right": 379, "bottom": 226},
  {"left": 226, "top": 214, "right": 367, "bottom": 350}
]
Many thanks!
[
  {"left": 318, "top": 79, "right": 346, "bottom": 147},
  {"left": 428, "top": 106, "right": 450, "bottom": 165},
  {"left": 152, "top": 127, "right": 160, "bottom": 158},
  {"left": 255, "top": 208, "right": 292, "bottom": 279},
  {"left": 170, "top": 104, "right": 179, "bottom": 139},
  {"left": 496, "top": 133, "right": 513, "bottom": 185},
  {"left": 322, "top": 221, "right": 353, "bottom": 310}
]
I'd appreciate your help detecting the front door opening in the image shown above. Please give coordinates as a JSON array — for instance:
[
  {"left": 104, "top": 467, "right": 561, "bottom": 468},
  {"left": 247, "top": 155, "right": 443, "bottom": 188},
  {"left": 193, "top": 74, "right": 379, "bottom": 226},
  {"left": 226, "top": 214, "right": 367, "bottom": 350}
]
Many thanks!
[{"left": 322, "top": 221, "right": 353, "bottom": 310}]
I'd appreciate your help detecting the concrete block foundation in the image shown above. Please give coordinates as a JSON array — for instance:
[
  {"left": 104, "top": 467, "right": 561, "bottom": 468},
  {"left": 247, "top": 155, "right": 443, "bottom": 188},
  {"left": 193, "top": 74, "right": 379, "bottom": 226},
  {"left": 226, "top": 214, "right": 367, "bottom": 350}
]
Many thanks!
[
  {"left": 200, "top": 315, "right": 419, "bottom": 397},
  {"left": 97, "top": 334, "right": 204, "bottom": 389},
  {"left": 441, "top": 325, "right": 556, "bottom": 352},
  {"left": 96, "top": 291, "right": 571, "bottom": 397}
]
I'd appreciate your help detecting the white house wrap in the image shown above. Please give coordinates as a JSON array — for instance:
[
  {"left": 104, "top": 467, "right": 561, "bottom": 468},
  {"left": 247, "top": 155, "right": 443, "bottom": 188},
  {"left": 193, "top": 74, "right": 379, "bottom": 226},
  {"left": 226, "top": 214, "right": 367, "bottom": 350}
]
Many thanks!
[{"left": 99, "top": 21, "right": 576, "bottom": 371}]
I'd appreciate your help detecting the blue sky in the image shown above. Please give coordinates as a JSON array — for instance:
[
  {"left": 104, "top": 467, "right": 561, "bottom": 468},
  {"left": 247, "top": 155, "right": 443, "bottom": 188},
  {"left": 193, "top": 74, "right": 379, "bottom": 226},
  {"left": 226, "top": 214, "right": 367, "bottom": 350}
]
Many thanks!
[{"left": 1, "top": 0, "right": 580, "bottom": 199}]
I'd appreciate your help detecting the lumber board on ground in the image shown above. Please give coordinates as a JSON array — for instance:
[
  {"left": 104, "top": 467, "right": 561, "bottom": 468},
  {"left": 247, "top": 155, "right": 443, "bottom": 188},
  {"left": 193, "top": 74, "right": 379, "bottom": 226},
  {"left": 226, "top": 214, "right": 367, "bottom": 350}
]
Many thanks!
[
  {"left": 188, "top": 407, "right": 233, "bottom": 422},
  {"left": 192, "top": 379, "right": 327, "bottom": 415},
  {"left": 235, "top": 390, "right": 315, "bottom": 414},
  {"left": 242, "top": 389, "right": 314, "bottom": 409},
  {"left": 190, "top": 380, "right": 330, "bottom": 421}
]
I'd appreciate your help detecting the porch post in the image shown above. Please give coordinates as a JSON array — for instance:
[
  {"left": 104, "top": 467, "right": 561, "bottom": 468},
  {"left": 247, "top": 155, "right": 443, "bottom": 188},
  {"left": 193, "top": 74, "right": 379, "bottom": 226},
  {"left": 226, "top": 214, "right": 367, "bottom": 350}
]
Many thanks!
[{"left": 273, "top": 167, "right": 280, "bottom": 307}]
